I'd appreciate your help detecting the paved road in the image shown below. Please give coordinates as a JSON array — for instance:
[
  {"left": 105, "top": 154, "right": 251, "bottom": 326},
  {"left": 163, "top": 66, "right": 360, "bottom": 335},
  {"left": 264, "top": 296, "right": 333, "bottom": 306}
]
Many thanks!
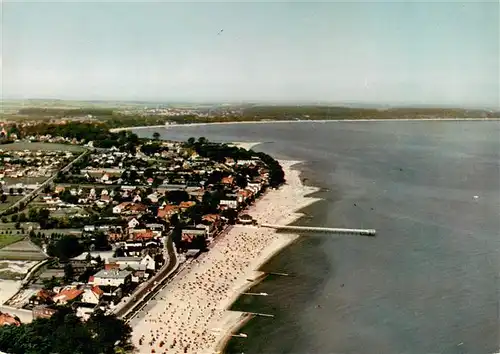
[
  {"left": 116, "top": 225, "right": 233, "bottom": 321},
  {"left": 115, "top": 234, "right": 177, "bottom": 319}
]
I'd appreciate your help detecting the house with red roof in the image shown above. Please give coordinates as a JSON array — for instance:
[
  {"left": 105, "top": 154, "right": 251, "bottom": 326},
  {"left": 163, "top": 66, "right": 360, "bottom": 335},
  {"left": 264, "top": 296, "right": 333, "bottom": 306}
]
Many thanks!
[
  {"left": 52, "top": 287, "right": 84, "bottom": 305},
  {"left": 29, "top": 289, "right": 55, "bottom": 306},
  {"left": 104, "top": 262, "right": 120, "bottom": 270},
  {"left": 132, "top": 230, "right": 154, "bottom": 241},
  {"left": 81, "top": 285, "right": 104, "bottom": 305},
  {"left": 157, "top": 205, "right": 179, "bottom": 219},
  {"left": 179, "top": 201, "right": 196, "bottom": 211}
]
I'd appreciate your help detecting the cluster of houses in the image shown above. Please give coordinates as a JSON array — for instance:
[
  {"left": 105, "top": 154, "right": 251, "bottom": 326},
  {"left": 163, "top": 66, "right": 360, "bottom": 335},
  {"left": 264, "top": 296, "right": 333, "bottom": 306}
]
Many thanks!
[
  {"left": 28, "top": 246, "right": 165, "bottom": 321},
  {"left": 42, "top": 139, "right": 269, "bottom": 250},
  {"left": 0, "top": 149, "right": 76, "bottom": 187},
  {"left": 25, "top": 134, "right": 85, "bottom": 145}
]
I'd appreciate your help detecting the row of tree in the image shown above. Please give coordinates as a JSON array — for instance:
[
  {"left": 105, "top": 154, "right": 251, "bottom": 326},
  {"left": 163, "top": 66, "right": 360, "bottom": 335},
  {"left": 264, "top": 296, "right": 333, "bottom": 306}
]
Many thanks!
[{"left": 19, "top": 122, "right": 140, "bottom": 149}]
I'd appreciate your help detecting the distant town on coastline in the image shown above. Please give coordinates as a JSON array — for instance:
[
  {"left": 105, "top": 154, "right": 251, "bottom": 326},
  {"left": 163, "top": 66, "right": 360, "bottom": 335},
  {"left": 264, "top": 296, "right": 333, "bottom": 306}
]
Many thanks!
[
  {"left": 1, "top": 100, "right": 499, "bottom": 132},
  {"left": 0, "top": 116, "right": 285, "bottom": 353}
]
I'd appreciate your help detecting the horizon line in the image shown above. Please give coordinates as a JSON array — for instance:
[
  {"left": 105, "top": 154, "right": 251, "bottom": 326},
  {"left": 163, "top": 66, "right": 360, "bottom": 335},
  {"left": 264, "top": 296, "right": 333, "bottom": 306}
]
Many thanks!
[{"left": 1, "top": 97, "right": 498, "bottom": 111}]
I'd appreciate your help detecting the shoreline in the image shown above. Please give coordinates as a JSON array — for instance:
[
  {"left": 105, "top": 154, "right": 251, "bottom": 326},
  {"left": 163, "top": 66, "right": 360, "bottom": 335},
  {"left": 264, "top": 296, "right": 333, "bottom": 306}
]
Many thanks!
[
  {"left": 129, "top": 160, "right": 321, "bottom": 354},
  {"left": 109, "top": 117, "right": 500, "bottom": 132}
]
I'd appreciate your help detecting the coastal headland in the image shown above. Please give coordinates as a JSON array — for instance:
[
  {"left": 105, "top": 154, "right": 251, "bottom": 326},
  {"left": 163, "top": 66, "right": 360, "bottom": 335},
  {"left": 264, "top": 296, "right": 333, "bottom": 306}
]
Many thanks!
[{"left": 129, "top": 159, "right": 320, "bottom": 354}]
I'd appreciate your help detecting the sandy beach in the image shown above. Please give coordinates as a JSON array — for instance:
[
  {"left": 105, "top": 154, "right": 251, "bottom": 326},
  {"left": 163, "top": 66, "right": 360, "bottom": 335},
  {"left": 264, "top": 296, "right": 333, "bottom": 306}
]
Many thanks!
[{"left": 130, "top": 160, "right": 320, "bottom": 354}]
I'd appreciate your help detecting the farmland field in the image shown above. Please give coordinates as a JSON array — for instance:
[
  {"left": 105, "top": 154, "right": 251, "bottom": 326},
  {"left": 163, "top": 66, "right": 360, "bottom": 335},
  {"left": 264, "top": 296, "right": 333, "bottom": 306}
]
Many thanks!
[
  {"left": 0, "top": 234, "right": 24, "bottom": 249},
  {"left": 0, "top": 142, "right": 85, "bottom": 152}
]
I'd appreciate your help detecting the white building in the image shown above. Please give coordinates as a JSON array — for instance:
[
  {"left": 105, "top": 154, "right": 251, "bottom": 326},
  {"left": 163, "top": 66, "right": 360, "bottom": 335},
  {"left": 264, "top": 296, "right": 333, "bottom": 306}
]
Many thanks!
[
  {"left": 106, "top": 255, "right": 157, "bottom": 271},
  {"left": 220, "top": 199, "right": 239, "bottom": 209},
  {"left": 81, "top": 286, "right": 104, "bottom": 305},
  {"left": 89, "top": 269, "right": 132, "bottom": 287},
  {"left": 127, "top": 218, "right": 140, "bottom": 229}
]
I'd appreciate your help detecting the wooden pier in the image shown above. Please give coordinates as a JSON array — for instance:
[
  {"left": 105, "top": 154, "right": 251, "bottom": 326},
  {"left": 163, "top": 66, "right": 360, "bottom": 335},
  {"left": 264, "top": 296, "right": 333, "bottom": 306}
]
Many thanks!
[
  {"left": 260, "top": 223, "right": 376, "bottom": 236},
  {"left": 267, "top": 272, "right": 289, "bottom": 276},
  {"left": 244, "top": 311, "right": 274, "bottom": 318}
]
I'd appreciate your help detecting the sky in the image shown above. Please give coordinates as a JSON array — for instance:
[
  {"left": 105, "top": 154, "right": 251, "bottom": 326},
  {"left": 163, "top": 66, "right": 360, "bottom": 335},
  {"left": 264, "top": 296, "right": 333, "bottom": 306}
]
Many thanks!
[{"left": 2, "top": 1, "right": 499, "bottom": 108}]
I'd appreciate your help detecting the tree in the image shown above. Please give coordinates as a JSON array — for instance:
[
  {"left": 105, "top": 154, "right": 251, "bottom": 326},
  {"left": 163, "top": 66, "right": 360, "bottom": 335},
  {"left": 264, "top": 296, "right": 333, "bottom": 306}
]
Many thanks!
[
  {"left": 169, "top": 213, "right": 179, "bottom": 226},
  {"left": 39, "top": 208, "right": 50, "bottom": 220},
  {"left": 18, "top": 213, "right": 27, "bottom": 222},
  {"left": 42, "top": 276, "right": 60, "bottom": 290},
  {"left": 10, "top": 214, "right": 18, "bottom": 223},
  {"left": 0, "top": 307, "right": 133, "bottom": 354},
  {"left": 222, "top": 208, "right": 238, "bottom": 224},
  {"left": 165, "top": 190, "right": 189, "bottom": 204},
  {"left": 152, "top": 131, "right": 161, "bottom": 140},
  {"left": 126, "top": 132, "right": 139, "bottom": 145},
  {"left": 173, "top": 226, "right": 184, "bottom": 250},
  {"left": 187, "top": 137, "right": 195, "bottom": 146},
  {"left": 94, "top": 255, "right": 103, "bottom": 266},
  {"left": 87, "top": 310, "right": 133, "bottom": 353},
  {"left": 17, "top": 188, "right": 23, "bottom": 195},
  {"left": 198, "top": 136, "right": 208, "bottom": 144},
  {"left": 63, "top": 263, "right": 74, "bottom": 281},
  {"left": 8, "top": 188, "right": 14, "bottom": 196},
  {"left": 0, "top": 195, "right": 6, "bottom": 203},
  {"left": 50, "top": 235, "right": 83, "bottom": 261},
  {"left": 113, "top": 247, "right": 125, "bottom": 258},
  {"left": 235, "top": 174, "right": 248, "bottom": 188},
  {"left": 93, "top": 232, "right": 110, "bottom": 251},
  {"left": 29, "top": 208, "right": 38, "bottom": 220}
]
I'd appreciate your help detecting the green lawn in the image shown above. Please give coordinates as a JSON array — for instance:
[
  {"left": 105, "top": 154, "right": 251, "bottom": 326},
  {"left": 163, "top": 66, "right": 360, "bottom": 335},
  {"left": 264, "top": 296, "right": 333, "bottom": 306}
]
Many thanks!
[
  {"left": 0, "top": 142, "right": 84, "bottom": 152},
  {"left": 0, "top": 234, "right": 24, "bottom": 249},
  {"left": 0, "top": 195, "right": 22, "bottom": 211}
]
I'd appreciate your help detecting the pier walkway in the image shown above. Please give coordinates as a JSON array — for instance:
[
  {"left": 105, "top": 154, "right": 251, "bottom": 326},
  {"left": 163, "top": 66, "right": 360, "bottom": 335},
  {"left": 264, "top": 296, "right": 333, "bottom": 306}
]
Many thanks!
[{"left": 260, "top": 223, "right": 376, "bottom": 236}]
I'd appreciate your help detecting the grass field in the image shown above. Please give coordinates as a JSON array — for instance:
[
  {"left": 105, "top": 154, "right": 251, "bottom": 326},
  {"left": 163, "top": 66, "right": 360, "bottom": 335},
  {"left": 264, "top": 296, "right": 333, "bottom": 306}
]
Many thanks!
[
  {"left": 0, "top": 235, "right": 24, "bottom": 249},
  {"left": 0, "top": 142, "right": 85, "bottom": 152},
  {"left": 3, "top": 176, "right": 50, "bottom": 185},
  {"left": 0, "top": 239, "right": 47, "bottom": 261},
  {"left": 0, "top": 196, "right": 23, "bottom": 212}
]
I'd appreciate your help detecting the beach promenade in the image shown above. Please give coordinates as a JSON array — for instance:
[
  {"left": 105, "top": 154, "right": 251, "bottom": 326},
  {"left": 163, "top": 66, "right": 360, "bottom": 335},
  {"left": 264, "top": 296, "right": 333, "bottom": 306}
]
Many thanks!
[{"left": 129, "top": 160, "right": 320, "bottom": 353}]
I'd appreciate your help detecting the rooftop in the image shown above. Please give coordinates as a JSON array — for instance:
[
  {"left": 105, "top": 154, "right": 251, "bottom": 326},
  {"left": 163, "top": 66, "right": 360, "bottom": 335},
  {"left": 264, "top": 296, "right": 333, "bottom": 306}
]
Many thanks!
[{"left": 93, "top": 269, "right": 132, "bottom": 279}]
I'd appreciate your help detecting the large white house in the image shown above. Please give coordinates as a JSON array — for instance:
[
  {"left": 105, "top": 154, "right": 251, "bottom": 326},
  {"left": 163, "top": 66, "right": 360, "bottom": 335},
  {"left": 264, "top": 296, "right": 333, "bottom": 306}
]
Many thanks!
[{"left": 89, "top": 269, "right": 132, "bottom": 287}]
